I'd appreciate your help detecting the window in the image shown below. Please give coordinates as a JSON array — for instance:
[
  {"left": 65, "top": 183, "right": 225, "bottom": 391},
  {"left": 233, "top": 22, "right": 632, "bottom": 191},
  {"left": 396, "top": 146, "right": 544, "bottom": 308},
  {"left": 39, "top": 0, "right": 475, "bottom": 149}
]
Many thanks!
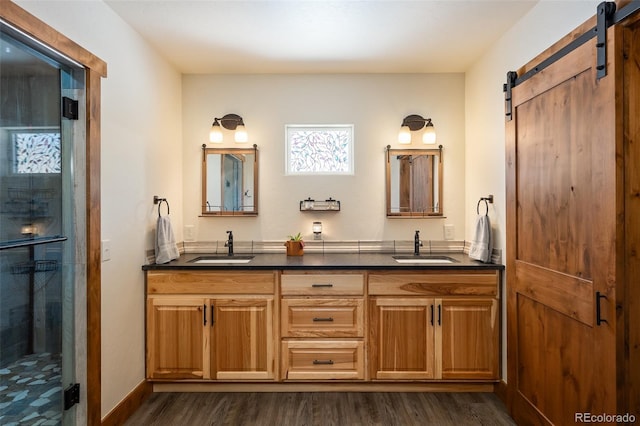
[
  {"left": 12, "top": 129, "right": 61, "bottom": 174},
  {"left": 285, "top": 125, "right": 354, "bottom": 175}
]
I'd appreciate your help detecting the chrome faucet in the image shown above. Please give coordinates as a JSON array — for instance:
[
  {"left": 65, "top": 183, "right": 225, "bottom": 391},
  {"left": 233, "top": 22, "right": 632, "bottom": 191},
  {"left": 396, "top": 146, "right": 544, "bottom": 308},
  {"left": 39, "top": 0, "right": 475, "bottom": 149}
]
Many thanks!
[
  {"left": 225, "top": 230, "right": 234, "bottom": 256},
  {"left": 414, "top": 230, "right": 423, "bottom": 255}
]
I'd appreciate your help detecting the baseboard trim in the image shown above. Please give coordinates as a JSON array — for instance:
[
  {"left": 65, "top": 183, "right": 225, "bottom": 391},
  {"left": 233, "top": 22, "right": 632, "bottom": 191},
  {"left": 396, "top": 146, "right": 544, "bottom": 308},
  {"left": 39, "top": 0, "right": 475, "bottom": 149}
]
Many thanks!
[
  {"left": 494, "top": 380, "right": 508, "bottom": 405},
  {"left": 152, "top": 382, "right": 496, "bottom": 393},
  {"left": 101, "top": 380, "right": 152, "bottom": 426}
]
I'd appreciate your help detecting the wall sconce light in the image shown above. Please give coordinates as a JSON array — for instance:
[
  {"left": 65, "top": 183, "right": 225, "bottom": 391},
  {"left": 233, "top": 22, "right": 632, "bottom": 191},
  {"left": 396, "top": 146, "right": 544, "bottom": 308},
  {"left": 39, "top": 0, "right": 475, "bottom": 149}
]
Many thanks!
[
  {"left": 209, "top": 113, "right": 248, "bottom": 143},
  {"left": 398, "top": 114, "right": 436, "bottom": 145},
  {"left": 21, "top": 224, "right": 38, "bottom": 236},
  {"left": 312, "top": 221, "right": 323, "bottom": 240}
]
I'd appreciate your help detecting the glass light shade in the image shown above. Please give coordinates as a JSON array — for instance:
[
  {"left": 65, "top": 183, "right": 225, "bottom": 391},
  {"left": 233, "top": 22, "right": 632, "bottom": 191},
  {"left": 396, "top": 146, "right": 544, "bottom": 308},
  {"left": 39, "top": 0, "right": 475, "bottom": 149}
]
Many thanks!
[
  {"left": 422, "top": 124, "right": 436, "bottom": 144},
  {"left": 234, "top": 124, "right": 248, "bottom": 143},
  {"left": 398, "top": 125, "right": 411, "bottom": 144},
  {"left": 209, "top": 123, "right": 223, "bottom": 143},
  {"left": 312, "top": 221, "right": 322, "bottom": 233},
  {"left": 21, "top": 224, "right": 38, "bottom": 235}
]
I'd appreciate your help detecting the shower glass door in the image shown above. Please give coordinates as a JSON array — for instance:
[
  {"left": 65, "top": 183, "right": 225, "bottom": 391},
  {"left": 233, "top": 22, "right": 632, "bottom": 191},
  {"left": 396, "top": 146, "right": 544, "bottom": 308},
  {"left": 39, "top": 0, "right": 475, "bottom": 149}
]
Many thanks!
[{"left": 0, "top": 22, "right": 85, "bottom": 426}]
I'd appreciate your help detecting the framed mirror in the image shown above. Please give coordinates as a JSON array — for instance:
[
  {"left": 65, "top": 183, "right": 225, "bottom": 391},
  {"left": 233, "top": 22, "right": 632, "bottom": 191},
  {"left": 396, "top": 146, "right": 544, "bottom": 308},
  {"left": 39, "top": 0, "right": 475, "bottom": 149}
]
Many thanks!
[
  {"left": 201, "top": 144, "right": 258, "bottom": 216},
  {"left": 385, "top": 145, "right": 443, "bottom": 217}
]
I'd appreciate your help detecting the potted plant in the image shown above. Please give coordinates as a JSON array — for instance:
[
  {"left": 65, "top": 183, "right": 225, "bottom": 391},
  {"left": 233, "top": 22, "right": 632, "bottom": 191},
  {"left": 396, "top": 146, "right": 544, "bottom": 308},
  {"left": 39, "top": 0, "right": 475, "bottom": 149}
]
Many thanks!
[{"left": 285, "top": 232, "right": 304, "bottom": 256}]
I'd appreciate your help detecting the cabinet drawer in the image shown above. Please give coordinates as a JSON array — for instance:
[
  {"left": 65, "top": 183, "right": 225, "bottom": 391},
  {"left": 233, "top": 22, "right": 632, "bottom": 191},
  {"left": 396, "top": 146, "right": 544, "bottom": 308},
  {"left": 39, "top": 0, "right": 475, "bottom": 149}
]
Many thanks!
[
  {"left": 281, "top": 274, "right": 364, "bottom": 295},
  {"left": 281, "top": 299, "right": 364, "bottom": 337},
  {"left": 147, "top": 271, "right": 275, "bottom": 294},
  {"left": 368, "top": 271, "right": 498, "bottom": 296},
  {"left": 282, "top": 341, "right": 364, "bottom": 380}
]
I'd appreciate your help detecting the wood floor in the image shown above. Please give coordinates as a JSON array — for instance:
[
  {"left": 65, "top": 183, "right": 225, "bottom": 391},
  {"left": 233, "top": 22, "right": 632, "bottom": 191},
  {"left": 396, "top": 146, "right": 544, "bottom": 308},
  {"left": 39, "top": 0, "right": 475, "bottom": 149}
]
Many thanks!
[{"left": 124, "top": 392, "right": 516, "bottom": 425}]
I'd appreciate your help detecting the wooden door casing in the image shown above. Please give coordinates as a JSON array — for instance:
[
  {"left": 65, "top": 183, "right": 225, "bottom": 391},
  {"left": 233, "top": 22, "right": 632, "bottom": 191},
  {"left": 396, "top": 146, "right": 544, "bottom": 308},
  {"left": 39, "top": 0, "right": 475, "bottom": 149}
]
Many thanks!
[{"left": 506, "top": 24, "right": 619, "bottom": 425}]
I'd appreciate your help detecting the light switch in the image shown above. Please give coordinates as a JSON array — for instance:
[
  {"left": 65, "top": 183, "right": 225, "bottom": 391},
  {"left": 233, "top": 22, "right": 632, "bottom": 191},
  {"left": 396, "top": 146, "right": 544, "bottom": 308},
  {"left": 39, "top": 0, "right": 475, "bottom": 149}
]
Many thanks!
[
  {"left": 101, "top": 240, "right": 111, "bottom": 262},
  {"left": 444, "top": 224, "right": 455, "bottom": 240}
]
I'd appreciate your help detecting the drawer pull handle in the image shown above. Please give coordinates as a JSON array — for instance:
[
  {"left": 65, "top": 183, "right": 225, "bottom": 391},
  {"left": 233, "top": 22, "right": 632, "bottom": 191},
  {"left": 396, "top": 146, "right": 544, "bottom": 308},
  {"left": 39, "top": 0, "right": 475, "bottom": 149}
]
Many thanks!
[
  {"left": 313, "top": 359, "right": 334, "bottom": 365},
  {"left": 312, "top": 283, "right": 333, "bottom": 288},
  {"left": 312, "top": 317, "right": 334, "bottom": 322}
]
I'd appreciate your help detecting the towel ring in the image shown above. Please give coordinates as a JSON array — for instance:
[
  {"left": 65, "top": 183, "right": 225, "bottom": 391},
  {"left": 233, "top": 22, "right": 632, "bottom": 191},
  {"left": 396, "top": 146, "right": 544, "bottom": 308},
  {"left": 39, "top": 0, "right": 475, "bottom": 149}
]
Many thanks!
[
  {"left": 158, "top": 199, "right": 170, "bottom": 217},
  {"left": 477, "top": 198, "right": 489, "bottom": 216}
]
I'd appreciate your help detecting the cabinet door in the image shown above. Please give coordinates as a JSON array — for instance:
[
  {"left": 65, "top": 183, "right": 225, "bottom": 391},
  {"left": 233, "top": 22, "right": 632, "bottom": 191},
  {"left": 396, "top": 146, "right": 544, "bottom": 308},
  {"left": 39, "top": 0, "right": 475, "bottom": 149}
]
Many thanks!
[
  {"left": 146, "top": 297, "right": 209, "bottom": 379},
  {"left": 369, "top": 298, "right": 435, "bottom": 379},
  {"left": 211, "top": 297, "right": 274, "bottom": 380},
  {"left": 439, "top": 298, "right": 499, "bottom": 380}
]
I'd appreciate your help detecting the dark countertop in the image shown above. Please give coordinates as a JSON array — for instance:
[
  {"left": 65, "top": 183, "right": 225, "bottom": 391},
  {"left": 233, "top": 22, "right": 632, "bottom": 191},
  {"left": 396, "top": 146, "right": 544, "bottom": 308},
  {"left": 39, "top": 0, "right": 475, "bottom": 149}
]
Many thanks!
[{"left": 142, "top": 252, "right": 504, "bottom": 271}]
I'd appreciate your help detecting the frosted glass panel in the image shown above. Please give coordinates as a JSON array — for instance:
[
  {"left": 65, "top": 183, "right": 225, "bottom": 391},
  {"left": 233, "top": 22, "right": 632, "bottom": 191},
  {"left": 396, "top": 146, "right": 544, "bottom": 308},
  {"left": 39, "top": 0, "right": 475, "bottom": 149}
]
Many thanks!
[
  {"left": 13, "top": 131, "right": 61, "bottom": 174},
  {"left": 285, "top": 125, "right": 354, "bottom": 175}
]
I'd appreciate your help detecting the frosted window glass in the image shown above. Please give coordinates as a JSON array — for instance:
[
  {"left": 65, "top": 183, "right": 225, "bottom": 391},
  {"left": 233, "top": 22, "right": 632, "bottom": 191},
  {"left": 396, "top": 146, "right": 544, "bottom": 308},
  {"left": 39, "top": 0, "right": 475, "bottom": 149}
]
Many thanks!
[
  {"left": 13, "top": 132, "right": 61, "bottom": 174},
  {"left": 285, "top": 125, "right": 354, "bottom": 175}
]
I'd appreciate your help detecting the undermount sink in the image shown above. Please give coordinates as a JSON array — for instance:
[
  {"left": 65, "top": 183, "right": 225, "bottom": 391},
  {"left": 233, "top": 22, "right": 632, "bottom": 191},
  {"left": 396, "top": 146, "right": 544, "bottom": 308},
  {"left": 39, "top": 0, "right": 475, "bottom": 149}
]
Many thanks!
[
  {"left": 189, "top": 255, "right": 254, "bottom": 264},
  {"left": 392, "top": 255, "right": 458, "bottom": 264}
]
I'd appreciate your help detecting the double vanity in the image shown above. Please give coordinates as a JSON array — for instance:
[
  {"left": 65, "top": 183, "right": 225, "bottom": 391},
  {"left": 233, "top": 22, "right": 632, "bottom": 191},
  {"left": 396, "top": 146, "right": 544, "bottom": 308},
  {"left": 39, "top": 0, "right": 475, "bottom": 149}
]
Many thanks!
[
  {"left": 145, "top": 135, "right": 501, "bottom": 391},
  {"left": 142, "top": 251, "right": 503, "bottom": 392}
]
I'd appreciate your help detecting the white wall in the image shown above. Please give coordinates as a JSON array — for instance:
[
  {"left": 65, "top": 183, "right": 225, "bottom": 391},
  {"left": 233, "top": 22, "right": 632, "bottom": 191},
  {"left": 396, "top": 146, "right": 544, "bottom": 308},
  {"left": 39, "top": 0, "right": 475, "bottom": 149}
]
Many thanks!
[
  {"left": 14, "top": 0, "right": 183, "bottom": 418},
  {"left": 464, "top": 0, "right": 600, "bottom": 380},
  {"left": 182, "top": 74, "right": 466, "bottom": 243}
]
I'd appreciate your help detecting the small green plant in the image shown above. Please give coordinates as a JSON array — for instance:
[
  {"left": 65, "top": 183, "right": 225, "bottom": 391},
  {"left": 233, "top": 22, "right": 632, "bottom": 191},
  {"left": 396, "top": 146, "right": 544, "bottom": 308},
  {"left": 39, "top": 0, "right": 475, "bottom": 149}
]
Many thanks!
[{"left": 288, "top": 232, "right": 303, "bottom": 241}]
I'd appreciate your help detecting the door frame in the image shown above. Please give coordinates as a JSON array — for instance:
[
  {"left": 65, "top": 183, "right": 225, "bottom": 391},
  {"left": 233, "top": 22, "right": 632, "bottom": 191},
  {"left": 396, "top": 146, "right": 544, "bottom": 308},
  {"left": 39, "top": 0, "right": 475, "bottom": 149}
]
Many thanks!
[{"left": 0, "top": 1, "right": 106, "bottom": 424}]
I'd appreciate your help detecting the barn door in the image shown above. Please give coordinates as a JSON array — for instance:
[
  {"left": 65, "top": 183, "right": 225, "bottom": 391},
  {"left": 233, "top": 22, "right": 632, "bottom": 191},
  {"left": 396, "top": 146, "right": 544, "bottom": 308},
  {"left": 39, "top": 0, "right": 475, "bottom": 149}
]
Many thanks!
[{"left": 505, "top": 23, "right": 619, "bottom": 426}]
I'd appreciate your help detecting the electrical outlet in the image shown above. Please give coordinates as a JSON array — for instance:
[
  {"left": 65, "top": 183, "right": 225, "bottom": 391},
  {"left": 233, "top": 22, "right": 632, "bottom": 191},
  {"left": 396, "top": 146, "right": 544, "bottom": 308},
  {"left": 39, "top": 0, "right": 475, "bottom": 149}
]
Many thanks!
[
  {"left": 184, "top": 225, "right": 195, "bottom": 242},
  {"left": 101, "top": 240, "right": 111, "bottom": 262},
  {"left": 444, "top": 224, "right": 455, "bottom": 240}
]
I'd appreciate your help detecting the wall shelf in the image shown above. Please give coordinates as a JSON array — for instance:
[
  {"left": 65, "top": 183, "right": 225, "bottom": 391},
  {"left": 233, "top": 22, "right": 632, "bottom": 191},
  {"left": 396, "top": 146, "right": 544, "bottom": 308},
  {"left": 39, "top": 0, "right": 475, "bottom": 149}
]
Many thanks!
[{"left": 299, "top": 197, "right": 341, "bottom": 212}]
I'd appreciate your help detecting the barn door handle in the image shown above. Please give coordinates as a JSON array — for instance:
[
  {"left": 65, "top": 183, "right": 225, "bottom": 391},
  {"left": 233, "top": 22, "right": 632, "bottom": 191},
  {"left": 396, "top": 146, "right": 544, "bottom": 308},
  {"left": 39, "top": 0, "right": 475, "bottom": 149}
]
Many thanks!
[{"left": 596, "top": 291, "right": 608, "bottom": 326}]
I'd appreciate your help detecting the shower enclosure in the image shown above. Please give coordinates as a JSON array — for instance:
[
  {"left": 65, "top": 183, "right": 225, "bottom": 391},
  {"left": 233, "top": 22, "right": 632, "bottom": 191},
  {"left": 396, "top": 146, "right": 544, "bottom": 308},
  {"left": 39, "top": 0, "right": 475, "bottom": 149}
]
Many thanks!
[{"left": 1, "top": 21, "right": 86, "bottom": 425}]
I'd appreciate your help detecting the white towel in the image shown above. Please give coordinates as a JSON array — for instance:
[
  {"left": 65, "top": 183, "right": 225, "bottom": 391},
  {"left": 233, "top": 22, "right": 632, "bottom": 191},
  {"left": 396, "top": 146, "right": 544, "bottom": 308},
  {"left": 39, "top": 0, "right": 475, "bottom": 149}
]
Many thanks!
[
  {"left": 469, "top": 214, "right": 492, "bottom": 263},
  {"left": 155, "top": 215, "right": 179, "bottom": 264}
]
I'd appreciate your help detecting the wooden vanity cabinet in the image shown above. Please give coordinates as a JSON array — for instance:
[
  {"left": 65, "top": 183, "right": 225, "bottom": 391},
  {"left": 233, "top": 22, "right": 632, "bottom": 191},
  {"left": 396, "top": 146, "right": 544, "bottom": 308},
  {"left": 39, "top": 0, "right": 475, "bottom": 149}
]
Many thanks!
[
  {"left": 280, "top": 272, "right": 365, "bottom": 380},
  {"left": 146, "top": 296, "right": 208, "bottom": 380},
  {"left": 439, "top": 297, "right": 498, "bottom": 380},
  {"left": 145, "top": 267, "right": 501, "bottom": 386},
  {"left": 369, "top": 297, "right": 436, "bottom": 379},
  {"left": 146, "top": 271, "right": 276, "bottom": 381},
  {"left": 368, "top": 271, "right": 499, "bottom": 381},
  {"left": 211, "top": 297, "right": 274, "bottom": 380}
]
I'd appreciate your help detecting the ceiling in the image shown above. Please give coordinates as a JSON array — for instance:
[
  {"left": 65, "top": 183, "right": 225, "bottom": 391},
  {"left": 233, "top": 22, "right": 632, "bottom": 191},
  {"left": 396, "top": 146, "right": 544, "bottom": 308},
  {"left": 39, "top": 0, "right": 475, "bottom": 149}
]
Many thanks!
[{"left": 104, "top": 0, "right": 538, "bottom": 74}]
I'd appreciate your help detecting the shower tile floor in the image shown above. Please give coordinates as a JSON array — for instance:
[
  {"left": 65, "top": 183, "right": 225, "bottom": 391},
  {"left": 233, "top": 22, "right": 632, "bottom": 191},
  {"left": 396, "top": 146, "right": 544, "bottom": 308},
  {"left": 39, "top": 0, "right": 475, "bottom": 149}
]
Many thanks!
[{"left": 0, "top": 352, "right": 62, "bottom": 425}]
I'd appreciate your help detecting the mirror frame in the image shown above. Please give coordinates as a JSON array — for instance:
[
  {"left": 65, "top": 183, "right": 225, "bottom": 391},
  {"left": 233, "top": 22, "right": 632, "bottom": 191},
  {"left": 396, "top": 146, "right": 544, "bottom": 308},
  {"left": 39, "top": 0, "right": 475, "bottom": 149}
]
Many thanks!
[
  {"left": 201, "top": 144, "right": 259, "bottom": 216},
  {"left": 385, "top": 145, "right": 443, "bottom": 218}
]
